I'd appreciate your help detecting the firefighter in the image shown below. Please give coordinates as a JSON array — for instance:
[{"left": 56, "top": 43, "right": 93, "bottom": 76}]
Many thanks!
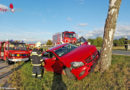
[
  {"left": 30, "top": 42, "right": 44, "bottom": 79},
  {"left": 124, "top": 37, "right": 128, "bottom": 51}
]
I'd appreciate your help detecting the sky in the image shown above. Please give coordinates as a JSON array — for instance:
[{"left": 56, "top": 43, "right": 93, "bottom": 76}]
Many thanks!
[{"left": 0, "top": 0, "right": 130, "bottom": 42}]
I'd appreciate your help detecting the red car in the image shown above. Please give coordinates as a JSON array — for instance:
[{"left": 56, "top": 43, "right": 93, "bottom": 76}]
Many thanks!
[{"left": 43, "top": 43, "right": 100, "bottom": 80}]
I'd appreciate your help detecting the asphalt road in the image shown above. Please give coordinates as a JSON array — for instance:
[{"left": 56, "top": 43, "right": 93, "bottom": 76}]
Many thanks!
[{"left": 112, "top": 50, "right": 130, "bottom": 56}]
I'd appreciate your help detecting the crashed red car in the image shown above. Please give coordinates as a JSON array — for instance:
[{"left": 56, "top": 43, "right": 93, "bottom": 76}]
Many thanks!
[{"left": 43, "top": 43, "right": 100, "bottom": 80}]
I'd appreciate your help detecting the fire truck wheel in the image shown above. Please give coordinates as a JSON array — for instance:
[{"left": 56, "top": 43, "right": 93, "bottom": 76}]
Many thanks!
[
  {"left": 6, "top": 59, "right": 13, "bottom": 65},
  {"left": 64, "top": 67, "right": 77, "bottom": 80},
  {"left": 24, "top": 60, "right": 29, "bottom": 63}
]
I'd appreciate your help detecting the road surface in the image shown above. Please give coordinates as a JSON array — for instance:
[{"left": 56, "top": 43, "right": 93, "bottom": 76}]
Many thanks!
[{"left": 112, "top": 50, "right": 130, "bottom": 56}]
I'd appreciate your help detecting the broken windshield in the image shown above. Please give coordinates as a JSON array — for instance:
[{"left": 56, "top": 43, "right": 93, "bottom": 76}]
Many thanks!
[{"left": 55, "top": 44, "right": 77, "bottom": 57}]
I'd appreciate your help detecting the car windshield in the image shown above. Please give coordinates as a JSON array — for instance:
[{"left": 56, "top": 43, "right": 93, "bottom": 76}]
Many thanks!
[
  {"left": 55, "top": 44, "right": 77, "bottom": 57},
  {"left": 43, "top": 52, "right": 55, "bottom": 58},
  {"left": 65, "top": 33, "right": 76, "bottom": 38},
  {"left": 9, "top": 43, "right": 27, "bottom": 51}
]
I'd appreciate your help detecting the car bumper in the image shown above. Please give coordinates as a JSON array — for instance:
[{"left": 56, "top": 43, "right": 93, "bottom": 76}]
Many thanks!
[
  {"left": 71, "top": 55, "right": 99, "bottom": 80},
  {"left": 71, "top": 62, "right": 92, "bottom": 80},
  {"left": 8, "top": 58, "right": 29, "bottom": 62}
]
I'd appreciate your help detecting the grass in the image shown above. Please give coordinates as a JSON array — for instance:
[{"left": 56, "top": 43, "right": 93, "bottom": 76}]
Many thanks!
[
  {"left": 8, "top": 55, "right": 130, "bottom": 90},
  {"left": 112, "top": 46, "right": 125, "bottom": 50},
  {"left": 96, "top": 46, "right": 129, "bottom": 51}
]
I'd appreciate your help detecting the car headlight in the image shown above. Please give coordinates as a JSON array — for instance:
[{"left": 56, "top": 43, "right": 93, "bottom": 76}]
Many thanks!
[{"left": 71, "top": 62, "right": 84, "bottom": 68}]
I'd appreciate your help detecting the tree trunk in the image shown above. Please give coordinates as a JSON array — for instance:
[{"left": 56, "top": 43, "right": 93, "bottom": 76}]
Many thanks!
[{"left": 99, "top": 0, "right": 122, "bottom": 72}]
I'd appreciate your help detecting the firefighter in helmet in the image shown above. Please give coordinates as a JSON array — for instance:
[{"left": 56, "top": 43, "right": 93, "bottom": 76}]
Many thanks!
[{"left": 30, "top": 42, "right": 43, "bottom": 79}]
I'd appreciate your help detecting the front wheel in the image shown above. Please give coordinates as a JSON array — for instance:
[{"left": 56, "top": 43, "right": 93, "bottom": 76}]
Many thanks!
[
  {"left": 64, "top": 68, "right": 77, "bottom": 80},
  {"left": 6, "top": 59, "right": 13, "bottom": 65}
]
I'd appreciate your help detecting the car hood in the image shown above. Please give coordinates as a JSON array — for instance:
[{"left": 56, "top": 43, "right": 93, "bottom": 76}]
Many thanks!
[
  {"left": 8, "top": 50, "right": 29, "bottom": 54},
  {"left": 60, "top": 45, "right": 97, "bottom": 67}
]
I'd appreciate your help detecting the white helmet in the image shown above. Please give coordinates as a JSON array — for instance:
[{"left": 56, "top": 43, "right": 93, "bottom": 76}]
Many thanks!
[{"left": 35, "top": 42, "right": 41, "bottom": 48}]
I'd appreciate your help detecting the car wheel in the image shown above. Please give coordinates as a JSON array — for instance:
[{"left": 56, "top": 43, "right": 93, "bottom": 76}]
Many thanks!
[{"left": 64, "top": 68, "right": 77, "bottom": 80}]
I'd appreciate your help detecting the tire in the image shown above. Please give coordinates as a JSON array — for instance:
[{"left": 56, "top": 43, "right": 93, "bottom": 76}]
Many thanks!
[
  {"left": 6, "top": 58, "right": 13, "bottom": 65},
  {"left": 64, "top": 68, "right": 77, "bottom": 80},
  {"left": 24, "top": 59, "right": 30, "bottom": 63},
  {"left": 0, "top": 59, "right": 4, "bottom": 63}
]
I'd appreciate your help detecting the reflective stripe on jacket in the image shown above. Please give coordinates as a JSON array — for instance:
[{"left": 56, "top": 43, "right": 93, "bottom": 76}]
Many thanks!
[
  {"left": 32, "top": 64, "right": 41, "bottom": 66},
  {"left": 30, "top": 48, "right": 43, "bottom": 65}
]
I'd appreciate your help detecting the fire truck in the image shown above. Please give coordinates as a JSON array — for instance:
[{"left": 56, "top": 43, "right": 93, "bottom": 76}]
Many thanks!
[
  {"left": 52, "top": 31, "right": 77, "bottom": 45},
  {"left": 27, "top": 44, "right": 35, "bottom": 53},
  {"left": 0, "top": 40, "right": 30, "bottom": 64}
]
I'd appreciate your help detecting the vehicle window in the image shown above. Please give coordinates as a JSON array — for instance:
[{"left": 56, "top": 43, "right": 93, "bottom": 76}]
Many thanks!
[
  {"left": 55, "top": 44, "right": 77, "bottom": 57},
  {"left": 80, "top": 37, "right": 86, "bottom": 42},
  {"left": 65, "top": 33, "right": 76, "bottom": 38},
  {"left": 5, "top": 44, "right": 8, "bottom": 50},
  {"left": 9, "top": 43, "right": 27, "bottom": 50},
  {"left": 1, "top": 43, "right": 5, "bottom": 52},
  {"left": 43, "top": 52, "right": 55, "bottom": 58}
]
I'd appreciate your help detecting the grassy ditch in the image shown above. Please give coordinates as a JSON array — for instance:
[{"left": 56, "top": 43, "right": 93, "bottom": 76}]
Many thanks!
[
  {"left": 96, "top": 46, "right": 128, "bottom": 51},
  {"left": 8, "top": 55, "right": 130, "bottom": 90}
]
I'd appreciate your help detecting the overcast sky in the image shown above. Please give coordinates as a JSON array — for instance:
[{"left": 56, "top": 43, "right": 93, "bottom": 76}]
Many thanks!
[{"left": 0, "top": 0, "right": 130, "bottom": 42}]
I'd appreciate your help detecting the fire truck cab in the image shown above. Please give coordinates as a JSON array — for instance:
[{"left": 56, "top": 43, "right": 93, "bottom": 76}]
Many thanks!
[
  {"left": 27, "top": 44, "right": 35, "bottom": 53},
  {"left": 0, "top": 40, "right": 30, "bottom": 64},
  {"left": 53, "top": 31, "right": 77, "bottom": 45}
]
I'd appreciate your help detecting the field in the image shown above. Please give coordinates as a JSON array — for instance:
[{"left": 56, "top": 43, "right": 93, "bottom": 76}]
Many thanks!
[
  {"left": 7, "top": 55, "right": 130, "bottom": 90},
  {"left": 96, "top": 46, "right": 126, "bottom": 51}
]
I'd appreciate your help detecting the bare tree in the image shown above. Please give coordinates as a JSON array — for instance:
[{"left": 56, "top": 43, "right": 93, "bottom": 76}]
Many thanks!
[{"left": 99, "top": 0, "right": 122, "bottom": 72}]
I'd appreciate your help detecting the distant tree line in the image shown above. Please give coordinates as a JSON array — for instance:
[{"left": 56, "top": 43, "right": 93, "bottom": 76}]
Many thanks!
[
  {"left": 46, "top": 40, "right": 53, "bottom": 45},
  {"left": 88, "top": 37, "right": 130, "bottom": 47},
  {"left": 45, "top": 37, "right": 130, "bottom": 47}
]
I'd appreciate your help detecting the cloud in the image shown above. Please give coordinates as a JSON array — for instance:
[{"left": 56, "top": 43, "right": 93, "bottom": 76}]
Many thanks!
[
  {"left": 114, "top": 25, "right": 130, "bottom": 38},
  {"left": 0, "top": 4, "right": 8, "bottom": 12},
  {"left": 0, "top": 4, "right": 8, "bottom": 9},
  {"left": 78, "top": 23, "right": 88, "bottom": 27},
  {"left": 85, "top": 24, "right": 130, "bottom": 39},
  {"left": 67, "top": 17, "right": 72, "bottom": 21},
  {"left": 0, "top": 31, "right": 53, "bottom": 42}
]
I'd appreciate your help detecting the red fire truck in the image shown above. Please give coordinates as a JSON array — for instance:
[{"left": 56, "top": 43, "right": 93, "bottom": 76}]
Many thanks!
[
  {"left": 52, "top": 31, "right": 77, "bottom": 45},
  {"left": 27, "top": 44, "right": 35, "bottom": 53},
  {"left": 0, "top": 40, "right": 30, "bottom": 64}
]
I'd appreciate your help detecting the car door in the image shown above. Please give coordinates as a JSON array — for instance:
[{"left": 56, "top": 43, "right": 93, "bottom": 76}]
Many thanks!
[
  {"left": 44, "top": 52, "right": 57, "bottom": 72},
  {"left": 44, "top": 51, "right": 64, "bottom": 74}
]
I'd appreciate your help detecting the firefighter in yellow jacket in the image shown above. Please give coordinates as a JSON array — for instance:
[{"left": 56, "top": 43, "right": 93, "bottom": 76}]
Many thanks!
[{"left": 30, "top": 42, "right": 44, "bottom": 79}]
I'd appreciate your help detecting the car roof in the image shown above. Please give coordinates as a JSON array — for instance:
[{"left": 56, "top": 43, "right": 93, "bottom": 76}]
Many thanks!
[{"left": 48, "top": 44, "right": 68, "bottom": 51}]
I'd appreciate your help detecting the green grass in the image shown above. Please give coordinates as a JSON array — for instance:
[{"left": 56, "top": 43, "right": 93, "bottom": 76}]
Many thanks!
[
  {"left": 96, "top": 46, "right": 126, "bottom": 51},
  {"left": 8, "top": 55, "right": 130, "bottom": 90}
]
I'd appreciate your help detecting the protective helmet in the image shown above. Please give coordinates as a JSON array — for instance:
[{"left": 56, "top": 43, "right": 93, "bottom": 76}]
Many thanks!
[{"left": 35, "top": 42, "right": 41, "bottom": 48}]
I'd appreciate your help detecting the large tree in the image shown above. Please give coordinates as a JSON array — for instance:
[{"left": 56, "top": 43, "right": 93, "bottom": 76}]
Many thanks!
[{"left": 99, "top": 0, "right": 122, "bottom": 72}]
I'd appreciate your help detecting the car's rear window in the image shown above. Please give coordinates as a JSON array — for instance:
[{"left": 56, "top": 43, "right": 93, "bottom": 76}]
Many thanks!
[{"left": 55, "top": 44, "right": 77, "bottom": 57}]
